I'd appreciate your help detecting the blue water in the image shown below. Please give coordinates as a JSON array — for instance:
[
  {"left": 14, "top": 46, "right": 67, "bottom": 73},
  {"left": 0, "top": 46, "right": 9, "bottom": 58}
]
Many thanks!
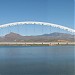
[{"left": 0, "top": 46, "right": 74, "bottom": 75}]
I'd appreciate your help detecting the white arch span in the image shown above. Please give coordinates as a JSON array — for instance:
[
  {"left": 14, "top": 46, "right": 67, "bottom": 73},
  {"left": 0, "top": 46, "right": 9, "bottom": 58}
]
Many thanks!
[{"left": 0, "top": 21, "right": 75, "bottom": 33}]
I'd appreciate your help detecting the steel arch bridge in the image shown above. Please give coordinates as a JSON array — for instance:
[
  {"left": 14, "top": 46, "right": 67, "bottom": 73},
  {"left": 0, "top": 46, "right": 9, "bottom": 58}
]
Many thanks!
[{"left": 0, "top": 21, "right": 75, "bottom": 33}]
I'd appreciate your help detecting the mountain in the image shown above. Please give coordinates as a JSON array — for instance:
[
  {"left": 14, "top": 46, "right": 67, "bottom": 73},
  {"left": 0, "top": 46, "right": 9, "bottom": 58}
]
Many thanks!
[
  {"left": 41, "top": 32, "right": 74, "bottom": 39},
  {"left": 0, "top": 32, "right": 74, "bottom": 42},
  {"left": 5, "top": 32, "right": 22, "bottom": 38},
  {"left": 2, "top": 32, "right": 25, "bottom": 42}
]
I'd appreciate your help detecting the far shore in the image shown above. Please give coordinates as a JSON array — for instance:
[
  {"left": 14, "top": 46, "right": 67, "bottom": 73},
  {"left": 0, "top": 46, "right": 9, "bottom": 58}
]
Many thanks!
[{"left": 0, "top": 42, "right": 75, "bottom": 46}]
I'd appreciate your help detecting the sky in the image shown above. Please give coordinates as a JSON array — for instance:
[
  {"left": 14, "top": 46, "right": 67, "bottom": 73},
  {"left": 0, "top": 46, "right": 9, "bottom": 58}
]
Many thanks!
[{"left": 0, "top": 0, "right": 74, "bottom": 35}]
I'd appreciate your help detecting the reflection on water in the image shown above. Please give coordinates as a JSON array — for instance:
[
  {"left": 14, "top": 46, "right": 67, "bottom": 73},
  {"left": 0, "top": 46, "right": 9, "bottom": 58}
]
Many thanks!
[{"left": 0, "top": 46, "right": 74, "bottom": 75}]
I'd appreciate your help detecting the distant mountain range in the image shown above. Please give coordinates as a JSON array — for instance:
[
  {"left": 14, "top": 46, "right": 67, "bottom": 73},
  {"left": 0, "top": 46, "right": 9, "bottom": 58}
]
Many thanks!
[{"left": 0, "top": 32, "right": 74, "bottom": 42}]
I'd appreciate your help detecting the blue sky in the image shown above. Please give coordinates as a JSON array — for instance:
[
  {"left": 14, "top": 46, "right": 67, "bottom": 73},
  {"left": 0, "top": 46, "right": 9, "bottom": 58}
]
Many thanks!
[{"left": 0, "top": 0, "right": 74, "bottom": 35}]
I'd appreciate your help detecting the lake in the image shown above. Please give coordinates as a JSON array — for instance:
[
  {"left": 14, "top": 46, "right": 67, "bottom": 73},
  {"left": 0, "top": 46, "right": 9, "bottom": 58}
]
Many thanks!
[{"left": 0, "top": 46, "right": 74, "bottom": 75}]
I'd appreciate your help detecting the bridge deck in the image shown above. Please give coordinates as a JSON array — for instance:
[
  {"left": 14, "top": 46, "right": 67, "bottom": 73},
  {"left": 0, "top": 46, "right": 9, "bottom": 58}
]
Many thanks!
[{"left": 0, "top": 42, "right": 75, "bottom": 46}]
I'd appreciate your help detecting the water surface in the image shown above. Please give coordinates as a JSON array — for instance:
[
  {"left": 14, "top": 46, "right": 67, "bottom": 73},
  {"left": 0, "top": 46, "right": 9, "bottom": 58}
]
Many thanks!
[{"left": 0, "top": 46, "right": 74, "bottom": 75}]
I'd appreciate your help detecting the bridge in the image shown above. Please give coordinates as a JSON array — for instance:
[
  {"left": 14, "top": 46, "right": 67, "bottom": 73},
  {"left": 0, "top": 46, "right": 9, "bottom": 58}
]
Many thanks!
[
  {"left": 0, "top": 21, "right": 75, "bottom": 33},
  {"left": 0, "top": 21, "right": 75, "bottom": 46},
  {"left": 0, "top": 42, "right": 75, "bottom": 46}
]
